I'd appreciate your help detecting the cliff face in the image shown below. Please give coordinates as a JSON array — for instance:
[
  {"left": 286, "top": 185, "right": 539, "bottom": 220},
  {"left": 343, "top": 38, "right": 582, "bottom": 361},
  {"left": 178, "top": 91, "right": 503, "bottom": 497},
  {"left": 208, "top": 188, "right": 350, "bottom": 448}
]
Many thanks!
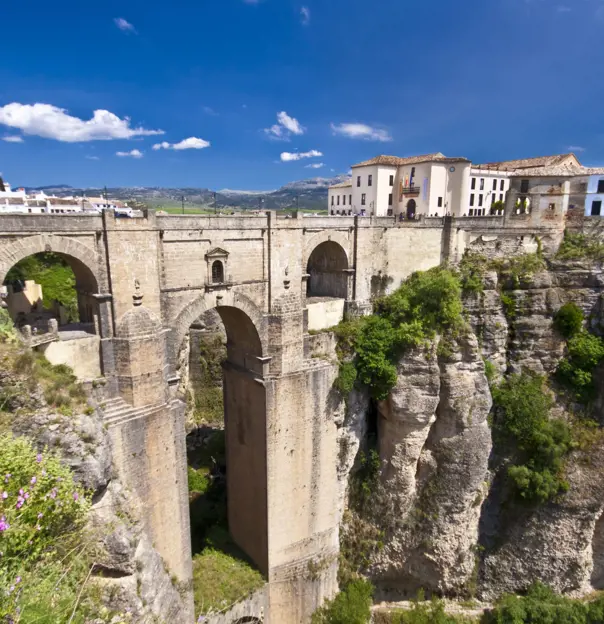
[
  {"left": 342, "top": 259, "right": 604, "bottom": 602},
  {"left": 2, "top": 355, "right": 187, "bottom": 624}
]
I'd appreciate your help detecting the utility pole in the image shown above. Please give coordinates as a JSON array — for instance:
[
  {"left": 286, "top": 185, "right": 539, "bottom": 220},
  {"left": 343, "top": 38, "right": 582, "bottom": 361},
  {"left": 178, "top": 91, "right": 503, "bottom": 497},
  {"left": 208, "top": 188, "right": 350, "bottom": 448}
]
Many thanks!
[
  {"left": 213, "top": 192, "right": 217, "bottom": 215},
  {"left": 104, "top": 186, "right": 109, "bottom": 210},
  {"left": 181, "top": 195, "right": 185, "bottom": 215},
  {"left": 295, "top": 195, "right": 299, "bottom": 211},
  {"left": 258, "top": 196, "right": 264, "bottom": 212}
]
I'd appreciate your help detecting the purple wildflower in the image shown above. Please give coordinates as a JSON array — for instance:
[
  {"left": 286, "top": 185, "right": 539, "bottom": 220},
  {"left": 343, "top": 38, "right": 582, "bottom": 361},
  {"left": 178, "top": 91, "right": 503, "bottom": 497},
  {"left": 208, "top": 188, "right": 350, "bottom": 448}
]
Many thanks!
[
  {"left": 73, "top": 492, "right": 79, "bottom": 501},
  {"left": 4, "top": 474, "right": 10, "bottom": 483},
  {"left": 0, "top": 517, "right": 9, "bottom": 532},
  {"left": 15, "top": 577, "right": 21, "bottom": 584},
  {"left": 2, "top": 491, "right": 7, "bottom": 500},
  {"left": 36, "top": 454, "right": 42, "bottom": 463},
  {"left": 50, "top": 488, "right": 57, "bottom": 499},
  {"left": 37, "top": 512, "right": 43, "bottom": 519},
  {"left": 30, "top": 477, "right": 36, "bottom": 485}
]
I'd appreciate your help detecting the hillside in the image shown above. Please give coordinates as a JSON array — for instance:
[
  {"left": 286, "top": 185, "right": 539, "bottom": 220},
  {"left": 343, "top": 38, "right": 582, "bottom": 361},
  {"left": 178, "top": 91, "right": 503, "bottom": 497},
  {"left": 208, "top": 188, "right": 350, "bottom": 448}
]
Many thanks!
[{"left": 25, "top": 174, "right": 350, "bottom": 213}]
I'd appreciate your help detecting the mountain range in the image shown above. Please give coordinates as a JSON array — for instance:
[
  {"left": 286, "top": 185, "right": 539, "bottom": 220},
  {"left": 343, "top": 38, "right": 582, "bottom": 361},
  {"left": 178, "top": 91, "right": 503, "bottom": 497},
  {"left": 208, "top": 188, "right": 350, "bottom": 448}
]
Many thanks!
[{"left": 25, "top": 175, "right": 351, "bottom": 212}]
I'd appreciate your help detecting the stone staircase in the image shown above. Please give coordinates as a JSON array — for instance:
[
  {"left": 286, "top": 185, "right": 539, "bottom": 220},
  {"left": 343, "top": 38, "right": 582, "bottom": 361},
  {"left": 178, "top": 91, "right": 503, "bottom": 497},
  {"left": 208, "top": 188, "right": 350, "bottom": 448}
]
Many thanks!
[{"left": 100, "top": 396, "right": 165, "bottom": 428}]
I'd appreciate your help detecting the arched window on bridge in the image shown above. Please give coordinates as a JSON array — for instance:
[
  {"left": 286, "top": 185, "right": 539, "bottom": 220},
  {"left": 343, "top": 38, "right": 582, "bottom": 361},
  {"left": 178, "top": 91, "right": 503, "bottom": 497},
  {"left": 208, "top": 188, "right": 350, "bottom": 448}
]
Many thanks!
[
  {"left": 212, "top": 260, "right": 224, "bottom": 284},
  {"left": 306, "top": 241, "right": 349, "bottom": 299}
]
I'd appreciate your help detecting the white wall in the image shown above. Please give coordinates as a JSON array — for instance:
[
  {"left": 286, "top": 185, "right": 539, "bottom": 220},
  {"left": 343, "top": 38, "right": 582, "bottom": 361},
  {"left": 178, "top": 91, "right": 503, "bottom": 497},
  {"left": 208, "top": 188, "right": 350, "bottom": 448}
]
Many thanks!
[
  {"left": 396, "top": 162, "right": 432, "bottom": 217},
  {"left": 306, "top": 298, "right": 345, "bottom": 331},
  {"left": 585, "top": 175, "right": 604, "bottom": 216},
  {"left": 467, "top": 169, "right": 510, "bottom": 216},
  {"left": 375, "top": 166, "right": 397, "bottom": 216},
  {"left": 328, "top": 187, "right": 352, "bottom": 214},
  {"left": 352, "top": 165, "right": 379, "bottom": 215}
]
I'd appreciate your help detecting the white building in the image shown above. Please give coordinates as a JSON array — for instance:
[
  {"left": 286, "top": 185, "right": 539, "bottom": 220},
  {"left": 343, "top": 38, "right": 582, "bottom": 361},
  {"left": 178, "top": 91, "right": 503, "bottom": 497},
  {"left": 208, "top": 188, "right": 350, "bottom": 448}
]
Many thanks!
[
  {"left": 329, "top": 151, "right": 585, "bottom": 219},
  {"left": 584, "top": 172, "right": 604, "bottom": 216}
]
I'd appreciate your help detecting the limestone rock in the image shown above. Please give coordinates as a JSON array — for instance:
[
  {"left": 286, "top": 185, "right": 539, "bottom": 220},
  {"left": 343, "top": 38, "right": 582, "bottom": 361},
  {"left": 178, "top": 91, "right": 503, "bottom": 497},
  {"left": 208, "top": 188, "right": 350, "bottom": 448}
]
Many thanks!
[{"left": 370, "top": 333, "right": 492, "bottom": 596}]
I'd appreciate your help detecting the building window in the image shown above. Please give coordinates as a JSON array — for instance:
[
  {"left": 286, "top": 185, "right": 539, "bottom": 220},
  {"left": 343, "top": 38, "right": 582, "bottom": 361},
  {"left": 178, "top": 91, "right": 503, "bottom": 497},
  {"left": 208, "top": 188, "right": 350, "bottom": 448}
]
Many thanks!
[
  {"left": 471, "top": 178, "right": 476, "bottom": 190},
  {"left": 361, "top": 193, "right": 366, "bottom": 206},
  {"left": 212, "top": 260, "right": 224, "bottom": 284},
  {"left": 493, "top": 179, "right": 497, "bottom": 191},
  {"left": 480, "top": 178, "right": 485, "bottom": 191},
  {"left": 549, "top": 203, "right": 556, "bottom": 211},
  {"left": 331, "top": 196, "right": 334, "bottom": 206},
  {"left": 499, "top": 194, "right": 503, "bottom": 202},
  {"left": 368, "top": 175, "right": 373, "bottom": 186},
  {"left": 598, "top": 180, "right": 604, "bottom": 194},
  {"left": 470, "top": 194, "right": 475, "bottom": 206},
  {"left": 438, "top": 197, "right": 443, "bottom": 208},
  {"left": 592, "top": 200, "right": 602, "bottom": 216},
  {"left": 357, "top": 176, "right": 361, "bottom": 187},
  {"left": 520, "top": 179, "right": 529, "bottom": 193},
  {"left": 479, "top": 194, "right": 483, "bottom": 206},
  {"left": 337, "top": 196, "right": 340, "bottom": 206},
  {"left": 349, "top": 195, "right": 352, "bottom": 205},
  {"left": 500, "top": 179, "right": 505, "bottom": 191},
  {"left": 388, "top": 193, "right": 393, "bottom": 206},
  {"left": 389, "top": 175, "right": 394, "bottom": 186},
  {"left": 343, "top": 195, "right": 346, "bottom": 206},
  {"left": 469, "top": 209, "right": 474, "bottom": 216}
]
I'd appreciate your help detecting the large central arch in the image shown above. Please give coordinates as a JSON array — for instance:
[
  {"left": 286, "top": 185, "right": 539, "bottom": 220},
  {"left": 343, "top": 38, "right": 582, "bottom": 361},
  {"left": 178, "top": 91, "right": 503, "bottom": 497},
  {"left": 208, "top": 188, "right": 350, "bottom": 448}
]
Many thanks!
[{"left": 171, "top": 293, "right": 269, "bottom": 575}]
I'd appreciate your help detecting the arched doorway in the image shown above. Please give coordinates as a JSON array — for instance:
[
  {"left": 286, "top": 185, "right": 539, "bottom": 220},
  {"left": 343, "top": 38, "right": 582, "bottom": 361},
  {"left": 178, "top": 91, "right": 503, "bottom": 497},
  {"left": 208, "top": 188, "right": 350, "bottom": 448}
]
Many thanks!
[
  {"left": 306, "top": 241, "right": 349, "bottom": 299},
  {"left": 406, "top": 199, "right": 417, "bottom": 219},
  {"left": 175, "top": 300, "right": 268, "bottom": 617},
  {"left": 1, "top": 251, "right": 102, "bottom": 379}
]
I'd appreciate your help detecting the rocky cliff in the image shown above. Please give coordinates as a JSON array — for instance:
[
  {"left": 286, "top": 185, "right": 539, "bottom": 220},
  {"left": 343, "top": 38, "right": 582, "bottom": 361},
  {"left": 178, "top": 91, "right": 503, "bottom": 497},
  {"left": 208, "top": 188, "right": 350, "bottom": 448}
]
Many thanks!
[{"left": 338, "top": 257, "right": 604, "bottom": 604}]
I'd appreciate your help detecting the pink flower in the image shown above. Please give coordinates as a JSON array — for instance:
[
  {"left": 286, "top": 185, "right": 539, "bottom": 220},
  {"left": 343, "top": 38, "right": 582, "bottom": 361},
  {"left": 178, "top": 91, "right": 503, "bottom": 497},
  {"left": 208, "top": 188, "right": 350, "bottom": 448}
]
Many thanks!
[
  {"left": 36, "top": 454, "right": 42, "bottom": 463},
  {"left": 1, "top": 492, "right": 7, "bottom": 500},
  {"left": 73, "top": 492, "right": 79, "bottom": 502},
  {"left": 0, "top": 517, "right": 9, "bottom": 532},
  {"left": 15, "top": 576, "right": 21, "bottom": 584},
  {"left": 50, "top": 488, "right": 57, "bottom": 499},
  {"left": 30, "top": 477, "right": 36, "bottom": 485},
  {"left": 4, "top": 474, "right": 10, "bottom": 483},
  {"left": 18, "top": 489, "right": 23, "bottom": 496},
  {"left": 37, "top": 512, "right": 43, "bottom": 519}
]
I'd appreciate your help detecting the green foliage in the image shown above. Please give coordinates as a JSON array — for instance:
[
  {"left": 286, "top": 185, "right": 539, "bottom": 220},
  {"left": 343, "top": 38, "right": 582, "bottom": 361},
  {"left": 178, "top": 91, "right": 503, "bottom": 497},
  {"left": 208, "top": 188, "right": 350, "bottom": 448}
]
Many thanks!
[
  {"left": 192, "top": 528, "right": 264, "bottom": 617},
  {"left": 554, "top": 303, "right": 585, "bottom": 339},
  {"left": 556, "top": 232, "right": 604, "bottom": 261},
  {"left": 6, "top": 253, "right": 79, "bottom": 322},
  {"left": 311, "top": 579, "right": 373, "bottom": 624},
  {"left": 484, "top": 360, "right": 497, "bottom": 385},
  {"left": 376, "top": 593, "right": 476, "bottom": 623},
  {"left": 459, "top": 252, "right": 489, "bottom": 294},
  {"left": 191, "top": 335, "right": 226, "bottom": 425},
  {"left": 556, "top": 331, "right": 604, "bottom": 402},
  {"left": 12, "top": 349, "right": 86, "bottom": 410},
  {"left": 491, "top": 200, "right": 505, "bottom": 214},
  {"left": 484, "top": 582, "right": 604, "bottom": 624},
  {"left": 496, "top": 253, "right": 546, "bottom": 288},
  {"left": 335, "top": 361, "right": 358, "bottom": 394},
  {"left": 188, "top": 465, "right": 210, "bottom": 494},
  {"left": 500, "top": 293, "right": 517, "bottom": 321},
  {"left": 0, "top": 434, "right": 94, "bottom": 622},
  {"left": 0, "top": 308, "right": 16, "bottom": 343},
  {"left": 491, "top": 373, "right": 572, "bottom": 503},
  {"left": 336, "top": 267, "right": 464, "bottom": 400}
]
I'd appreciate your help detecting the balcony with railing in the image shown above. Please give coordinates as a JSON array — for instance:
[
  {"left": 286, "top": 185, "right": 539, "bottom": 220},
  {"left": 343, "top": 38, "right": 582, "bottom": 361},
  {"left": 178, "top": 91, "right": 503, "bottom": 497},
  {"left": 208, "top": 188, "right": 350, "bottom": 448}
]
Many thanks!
[{"left": 400, "top": 185, "right": 420, "bottom": 196}]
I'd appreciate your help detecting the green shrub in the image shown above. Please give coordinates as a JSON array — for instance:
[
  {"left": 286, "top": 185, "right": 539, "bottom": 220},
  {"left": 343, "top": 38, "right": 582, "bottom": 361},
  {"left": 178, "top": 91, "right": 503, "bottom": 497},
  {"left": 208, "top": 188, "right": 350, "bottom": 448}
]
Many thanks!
[
  {"left": 335, "top": 361, "right": 358, "bottom": 394},
  {"left": 0, "top": 308, "right": 16, "bottom": 343},
  {"left": 0, "top": 433, "right": 91, "bottom": 622},
  {"left": 556, "top": 232, "right": 604, "bottom": 261},
  {"left": 556, "top": 330, "right": 604, "bottom": 402},
  {"left": 484, "top": 360, "right": 497, "bottom": 385},
  {"left": 459, "top": 252, "right": 489, "bottom": 294},
  {"left": 483, "top": 582, "right": 604, "bottom": 624},
  {"left": 311, "top": 579, "right": 373, "bottom": 624},
  {"left": 491, "top": 373, "right": 572, "bottom": 503},
  {"left": 377, "top": 593, "right": 475, "bottom": 623},
  {"left": 554, "top": 303, "right": 584, "bottom": 339},
  {"left": 336, "top": 267, "right": 464, "bottom": 400},
  {"left": 188, "top": 466, "right": 210, "bottom": 494}
]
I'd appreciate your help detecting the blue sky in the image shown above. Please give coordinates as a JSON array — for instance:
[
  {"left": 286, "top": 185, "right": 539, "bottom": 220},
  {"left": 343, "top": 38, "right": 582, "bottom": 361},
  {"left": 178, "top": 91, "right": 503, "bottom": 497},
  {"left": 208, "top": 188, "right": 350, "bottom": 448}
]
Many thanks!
[{"left": 0, "top": 0, "right": 602, "bottom": 190}]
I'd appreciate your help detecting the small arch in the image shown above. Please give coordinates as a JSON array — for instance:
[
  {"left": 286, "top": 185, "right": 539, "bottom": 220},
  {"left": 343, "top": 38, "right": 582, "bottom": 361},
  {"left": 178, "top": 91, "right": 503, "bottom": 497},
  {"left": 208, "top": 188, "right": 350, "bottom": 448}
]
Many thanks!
[
  {"left": 406, "top": 199, "right": 416, "bottom": 219},
  {"left": 306, "top": 240, "right": 349, "bottom": 299},
  {"left": 212, "top": 260, "right": 225, "bottom": 284}
]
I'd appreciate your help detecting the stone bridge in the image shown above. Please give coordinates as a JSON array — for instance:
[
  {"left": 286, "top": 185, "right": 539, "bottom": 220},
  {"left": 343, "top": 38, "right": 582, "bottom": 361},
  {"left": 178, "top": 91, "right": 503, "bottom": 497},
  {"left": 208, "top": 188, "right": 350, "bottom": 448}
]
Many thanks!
[{"left": 0, "top": 210, "right": 564, "bottom": 623}]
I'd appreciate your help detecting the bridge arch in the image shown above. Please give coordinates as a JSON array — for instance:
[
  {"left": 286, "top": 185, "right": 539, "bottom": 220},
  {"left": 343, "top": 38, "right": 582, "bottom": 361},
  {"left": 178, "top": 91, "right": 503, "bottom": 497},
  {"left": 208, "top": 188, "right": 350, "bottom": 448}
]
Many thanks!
[
  {"left": 0, "top": 234, "right": 102, "bottom": 291},
  {"left": 306, "top": 240, "right": 349, "bottom": 299}
]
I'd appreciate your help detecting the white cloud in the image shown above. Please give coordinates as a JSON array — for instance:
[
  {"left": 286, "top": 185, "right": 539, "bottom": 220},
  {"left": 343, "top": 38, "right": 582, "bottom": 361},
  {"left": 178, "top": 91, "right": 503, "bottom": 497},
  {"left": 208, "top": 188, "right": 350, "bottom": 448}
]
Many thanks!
[
  {"left": 202, "top": 106, "right": 218, "bottom": 116},
  {"left": 0, "top": 103, "right": 163, "bottom": 143},
  {"left": 305, "top": 163, "right": 324, "bottom": 169},
  {"left": 281, "top": 150, "right": 322, "bottom": 162},
  {"left": 114, "top": 18, "right": 136, "bottom": 33},
  {"left": 330, "top": 122, "right": 392, "bottom": 142},
  {"left": 85, "top": 155, "right": 100, "bottom": 160},
  {"left": 2, "top": 136, "right": 23, "bottom": 143},
  {"left": 300, "top": 6, "right": 310, "bottom": 25},
  {"left": 152, "top": 137, "right": 211, "bottom": 150},
  {"left": 568, "top": 145, "right": 586, "bottom": 152},
  {"left": 264, "top": 111, "right": 305, "bottom": 140},
  {"left": 116, "top": 149, "right": 143, "bottom": 158}
]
